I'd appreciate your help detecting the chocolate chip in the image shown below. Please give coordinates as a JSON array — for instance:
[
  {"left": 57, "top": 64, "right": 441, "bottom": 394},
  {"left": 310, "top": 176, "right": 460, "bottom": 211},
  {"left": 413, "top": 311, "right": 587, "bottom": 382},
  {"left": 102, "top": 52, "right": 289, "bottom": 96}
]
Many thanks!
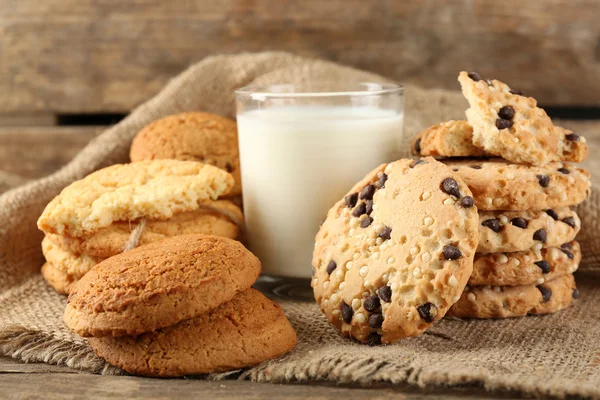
[
  {"left": 412, "top": 159, "right": 426, "bottom": 168},
  {"left": 482, "top": 218, "right": 502, "bottom": 233},
  {"left": 374, "top": 173, "right": 388, "bottom": 189},
  {"left": 368, "top": 313, "right": 384, "bottom": 329},
  {"left": 326, "top": 260, "right": 337, "bottom": 275},
  {"left": 510, "top": 89, "right": 525, "bottom": 96},
  {"left": 460, "top": 196, "right": 475, "bottom": 208},
  {"left": 352, "top": 202, "right": 367, "bottom": 217},
  {"left": 470, "top": 165, "right": 482, "bottom": 169},
  {"left": 443, "top": 245, "right": 462, "bottom": 260},
  {"left": 452, "top": 168, "right": 459, "bottom": 172},
  {"left": 558, "top": 167, "right": 570, "bottom": 174},
  {"left": 360, "top": 184, "right": 375, "bottom": 200},
  {"left": 341, "top": 302, "right": 354, "bottom": 323},
  {"left": 378, "top": 226, "right": 392, "bottom": 241},
  {"left": 561, "top": 242, "right": 573, "bottom": 250},
  {"left": 546, "top": 209, "right": 559, "bottom": 220},
  {"left": 365, "top": 200, "right": 373, "bottom": 215},
  {"left": 417, "top": 303, "right": 437, "bottom": 323},
  {"left": 414, "top": 138, "right": 422, "bottom": 154},
  {"left": 561, "top": 249, "right": 574, "bottom": 260},
  {"left": 534, "top": 260, "right": 550, "bottom": 273},
  {"left": 360, "top": 216, "right": 373, "bottom": 228},
  {"left": 537, "top": 174, "right": 550, "bottom": 188},
  {"left": 468, "top": 72, "right": 483, "bottom": 81},
  {"left": 498, "top": 106, "right": 515, "bottom": 120},
  {"left": 572, "top": 288, "right": 580, "bottom": 299},
  {"left": 533, "top": 229, "right": 547, "bottom": 243},
  {"left": 495, "top": 118, "right": 514, "bottom": 130},
  {"left": 565, "top": 133, "right": 580, "bottom": 142},
  {"left": 537, "top": 285, "right": 552, "bottom": 303},
  {"left": 367, "top": 332, "right": 382, "bottom": 346},
  {"left": 510, "top": 217, "right": 528, "bottom": 229},
  {"left": 345, "top": 193, "right": 358, "bottom": 208},
  {"left": 378, "top": 286, "right": 392, "bottom": 302},
  {"left": 225, "top": 162, "right": 233, "bottom": 173},
  {"left": 562, "top": 217, "right": 576, "bottom": 228},
  {"left": 364, "top": 295, "right": 381, "bottom": 312},
  {"left": 441, "top": 177, "right": 461, "bottom": 198}
]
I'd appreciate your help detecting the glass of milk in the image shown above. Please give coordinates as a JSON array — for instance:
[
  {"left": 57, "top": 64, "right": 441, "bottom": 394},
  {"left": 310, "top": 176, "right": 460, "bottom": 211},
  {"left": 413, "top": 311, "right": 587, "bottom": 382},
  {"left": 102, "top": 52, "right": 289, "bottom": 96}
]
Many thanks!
[{"left": 235, "top": 82, "right": 404, "bottom": 287}]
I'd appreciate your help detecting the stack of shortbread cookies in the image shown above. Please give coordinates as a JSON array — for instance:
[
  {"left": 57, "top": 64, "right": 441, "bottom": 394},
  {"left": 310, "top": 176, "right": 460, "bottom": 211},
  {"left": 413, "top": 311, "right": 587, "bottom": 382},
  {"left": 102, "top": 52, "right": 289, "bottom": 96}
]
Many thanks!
[{"left": 411, "top": 72, "right": 591, "bottom": 318}]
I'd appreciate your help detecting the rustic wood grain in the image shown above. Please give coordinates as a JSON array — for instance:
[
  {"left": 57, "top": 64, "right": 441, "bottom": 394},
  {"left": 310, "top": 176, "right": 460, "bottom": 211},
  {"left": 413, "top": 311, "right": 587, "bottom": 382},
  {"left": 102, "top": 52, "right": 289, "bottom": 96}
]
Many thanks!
[{"left": 0, "top": 0, "right": 598, "bottom": 114}]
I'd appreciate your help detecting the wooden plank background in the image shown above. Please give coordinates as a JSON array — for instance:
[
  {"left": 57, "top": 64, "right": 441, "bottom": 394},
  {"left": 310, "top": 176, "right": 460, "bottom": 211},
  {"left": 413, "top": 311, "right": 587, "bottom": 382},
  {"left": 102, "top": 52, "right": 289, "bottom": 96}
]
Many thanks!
[{"left": 1, "top": 0, "right": 599, "bottom": 114}]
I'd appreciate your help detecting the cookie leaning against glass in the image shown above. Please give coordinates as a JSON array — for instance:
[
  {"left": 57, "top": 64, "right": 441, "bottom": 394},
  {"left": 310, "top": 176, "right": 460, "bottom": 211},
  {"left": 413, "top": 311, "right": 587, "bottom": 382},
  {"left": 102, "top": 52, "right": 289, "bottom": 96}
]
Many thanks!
[{"left": 312, "top": 157, "right": 479, "bottom": 344}]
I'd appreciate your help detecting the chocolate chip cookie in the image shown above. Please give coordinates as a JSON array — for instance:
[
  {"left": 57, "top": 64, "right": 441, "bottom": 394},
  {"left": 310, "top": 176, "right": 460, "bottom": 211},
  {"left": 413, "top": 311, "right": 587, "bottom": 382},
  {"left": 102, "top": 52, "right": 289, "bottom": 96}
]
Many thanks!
[
  {"left": 448, "top": 274, "right": 577, "bottom": 318},
  {"left": 64, "top": 234, "right": 261, "bottom": 337},
  {"left": 130, "top": 112, "right": 242, "bottom": 196},
  {"left": 312, "top": 157, "right": 479, "bottom": 344},
  {"left": 458, "top": 71, "right": 588, "bottom": 166},
  {"left": 444, "top": 159, "right": 591, "bottom": 211},
  {"left": 477, "top": 207, "right": 580, "bottom": 253},
  {"left": 470, "top": 241, "right": 580, "bottom": 286},
  {"left": 88, "top": 289, "right": 296, "bottom": 377}
]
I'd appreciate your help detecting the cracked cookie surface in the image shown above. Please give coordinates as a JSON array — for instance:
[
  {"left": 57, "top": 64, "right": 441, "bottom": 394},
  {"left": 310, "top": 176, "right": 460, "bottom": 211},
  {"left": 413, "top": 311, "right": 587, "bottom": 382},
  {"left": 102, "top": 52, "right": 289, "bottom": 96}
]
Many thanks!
[
  {"left": 312, "top": 157, "right": 479, "bottom": 344},
  {"left": 38, "top": 160, "right": 234, "bottom": 237},
  {"left": 88, "top": 289, "right": 297, "bottom": 377},
  {"left": 448, "top": 274, "right": 577, "bottom": 318},
  {"left": 64, "top": 234, "right": 261, "bottom": 337}
]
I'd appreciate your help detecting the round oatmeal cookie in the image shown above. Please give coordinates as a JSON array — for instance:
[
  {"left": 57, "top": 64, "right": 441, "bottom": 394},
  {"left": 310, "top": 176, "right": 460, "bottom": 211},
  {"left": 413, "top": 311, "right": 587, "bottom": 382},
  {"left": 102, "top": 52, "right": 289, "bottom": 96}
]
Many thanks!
[
  {"left": 88, "top": 289, "right": 296, "bottom": 377},
  {"left": 470, "top": 241, "right": 580, "bottom": 286},
  {"left": 41, "top": 236, "right": 105, "bottom": 294},
  {"left": 448, "top": 274, "right": 577, "bottom": 318},
  {"left": 130, "top": 112, "right": 242, "bottom": 196},
  {"left": 477, "top": 207, "right": 580, "bottom": 254},
  {"left": 458, "top": 71, "right": 588, "bottom": 166},
  {"left": 52, "top": 200, "right": 243, "bottom": 258},
  {"left": 312, "top": 157, "right": 479, "bottom": 344},
  {"left": 411, "top": 120, "right": 487, "bottom": 157},
  {"left": 64, "top": 234, "right": 261, "bottom": 337},
  {"left": 444, "top": 158, "right": 591, "bottom": 211},
  {"left": 38, "top": 160, "right": 234, "bottom": 238}
]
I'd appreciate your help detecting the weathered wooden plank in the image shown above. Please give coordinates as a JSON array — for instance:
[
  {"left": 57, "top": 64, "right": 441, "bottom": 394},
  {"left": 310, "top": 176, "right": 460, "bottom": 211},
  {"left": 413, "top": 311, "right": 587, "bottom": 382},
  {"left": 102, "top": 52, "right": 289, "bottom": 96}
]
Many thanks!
[{"left": 0, "top": 0, "right": 598, "bottom": 113}]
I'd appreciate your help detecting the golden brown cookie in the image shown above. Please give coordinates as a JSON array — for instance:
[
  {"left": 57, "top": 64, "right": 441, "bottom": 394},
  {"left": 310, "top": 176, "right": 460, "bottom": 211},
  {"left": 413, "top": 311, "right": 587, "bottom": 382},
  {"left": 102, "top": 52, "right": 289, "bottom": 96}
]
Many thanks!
[
  {"left": 448, "top": 274, "right": 577, "bottom": 318},
  {"left": 470, "top": 242, "right": 580, "bottom": 286},
  {"left": 52, "top": 200, "right": 243, "bottom": 258},
  {"left": 64, "top": 234, "right": 261, "bottom": 337},
  {"left": 458, "top": 71, "right": 588, "bottom": 166},
  {"left": 477, "top": 207, "right": 580, "bottom": 254},
  {"left": 130, "top": 112, "right": 242, "bottom": 197},
  {"left": 38, "top": 160, "right": 234, "bottom": 237},
  {"left": 444, "top": 159, "right": 591, "bottom": 211},
  {"left": 88, "top": 289, "right": 296, "bottom": 377},
  {"left": 411, "top": 120, "right": 486, "bottom": 157},
  {"left": 312, "top": 157, "right": 479, "bottom": 344}
]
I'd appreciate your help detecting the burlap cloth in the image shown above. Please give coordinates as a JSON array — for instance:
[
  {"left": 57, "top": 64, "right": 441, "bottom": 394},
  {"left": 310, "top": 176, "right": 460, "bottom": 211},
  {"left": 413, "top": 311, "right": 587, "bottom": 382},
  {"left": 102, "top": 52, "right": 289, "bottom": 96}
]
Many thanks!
[{"left": 1, "top": 52, "right": 599, "bottom": 398}]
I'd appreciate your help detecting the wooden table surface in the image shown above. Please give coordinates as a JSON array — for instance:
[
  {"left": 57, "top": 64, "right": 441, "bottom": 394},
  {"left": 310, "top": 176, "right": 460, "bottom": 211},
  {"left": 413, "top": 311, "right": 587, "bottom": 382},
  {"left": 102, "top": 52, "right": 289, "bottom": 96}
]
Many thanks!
[{"left": 1, "top": 119, "right": 599, "bottom": 399}]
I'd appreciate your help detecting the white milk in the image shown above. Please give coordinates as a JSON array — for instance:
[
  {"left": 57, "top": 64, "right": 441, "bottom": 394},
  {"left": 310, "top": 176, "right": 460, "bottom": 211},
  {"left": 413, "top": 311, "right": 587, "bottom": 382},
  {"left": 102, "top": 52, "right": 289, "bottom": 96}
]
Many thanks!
[{"left": 237, "top": 106, "right": 404, "bottom": 278}]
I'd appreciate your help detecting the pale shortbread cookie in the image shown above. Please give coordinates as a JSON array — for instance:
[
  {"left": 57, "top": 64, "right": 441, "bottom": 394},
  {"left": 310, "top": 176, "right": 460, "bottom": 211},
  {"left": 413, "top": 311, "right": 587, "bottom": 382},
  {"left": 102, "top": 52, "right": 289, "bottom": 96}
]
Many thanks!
[
  {"left": 313, "top": 157, "right": 479, "bottom": 344},
  {"left": 458, "top": 71, "right": 588, "bottom": 166},
  {"left": 41, "top": 235, "right": 105, "bottom": 294},
  {"left": 411, "top": 120, "right": 486, "bottom": 157},
  {"left": 470, "top": 241, "right": 580, "bottom": 286},
  {"left": 448, "top": 274, "right": 577, "bottom": 319},
  {"left": 130, "top": 112, "right": 242, "bottom": 196},
  {"left": 477, "top": 207, "right": 580, "bottom": 254},
  {"left": 38, "top": 160, "right": 234, "bottom": 237},
  {"left": 64, "top": 234, "right": 261, "bottom": 337},
  {"left": 445, "top": 159, "right": 591, "bottom": 211},
  {"left": 88, "top": 289, "right": 297, "bottom": 377},
  {"left": 51, "top": 200, "right": 243, "bottom": 258}
]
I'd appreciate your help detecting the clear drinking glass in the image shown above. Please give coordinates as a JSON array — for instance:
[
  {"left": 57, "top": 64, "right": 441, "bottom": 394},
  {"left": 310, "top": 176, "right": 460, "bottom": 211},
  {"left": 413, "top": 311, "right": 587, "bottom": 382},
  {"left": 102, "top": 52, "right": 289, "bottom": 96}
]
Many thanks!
[{"left": 235, "top": 82, "right": 404, "bottom": 296}]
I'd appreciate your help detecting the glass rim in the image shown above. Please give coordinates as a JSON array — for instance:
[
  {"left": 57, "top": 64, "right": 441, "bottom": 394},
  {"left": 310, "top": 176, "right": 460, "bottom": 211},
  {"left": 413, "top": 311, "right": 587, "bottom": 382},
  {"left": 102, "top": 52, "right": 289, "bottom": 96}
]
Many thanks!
[{"left": 235, "top": 82, "right": 404, "bottom": 100}]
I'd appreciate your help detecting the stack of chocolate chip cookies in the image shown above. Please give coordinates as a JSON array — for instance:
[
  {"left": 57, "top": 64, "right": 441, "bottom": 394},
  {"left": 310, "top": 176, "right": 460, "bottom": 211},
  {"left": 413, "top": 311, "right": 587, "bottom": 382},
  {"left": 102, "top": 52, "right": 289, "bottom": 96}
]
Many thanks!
[
  {"left": 38, "top": 159, "right": 243, "bottom": 294},
  {"left": 411, "top": 72, "right": 592, "bottom": 318}
]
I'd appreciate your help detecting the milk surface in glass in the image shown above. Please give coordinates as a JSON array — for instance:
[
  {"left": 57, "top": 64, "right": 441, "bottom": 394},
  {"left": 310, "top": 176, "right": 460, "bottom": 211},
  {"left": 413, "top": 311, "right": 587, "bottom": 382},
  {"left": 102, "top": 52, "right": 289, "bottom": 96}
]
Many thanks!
[{"left": 237, "top": 105, "right": 404, "bottom": 278}]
